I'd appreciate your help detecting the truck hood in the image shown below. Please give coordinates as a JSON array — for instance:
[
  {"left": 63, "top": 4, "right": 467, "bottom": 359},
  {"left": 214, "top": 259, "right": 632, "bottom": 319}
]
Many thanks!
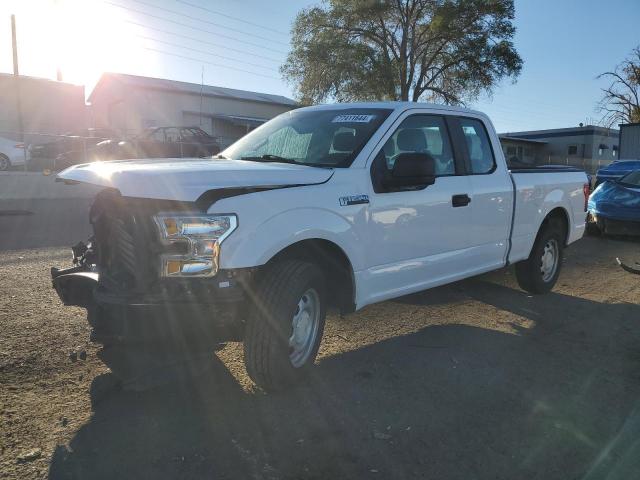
[{"left": 57, "top": 158, "right": 334, "bottom": 202}]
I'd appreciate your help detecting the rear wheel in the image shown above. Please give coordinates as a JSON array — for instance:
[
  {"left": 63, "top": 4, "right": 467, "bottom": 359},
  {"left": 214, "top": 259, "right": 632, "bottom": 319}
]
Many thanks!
[
  {"left": 0, "top": 155, "right": 10, "bottom": 171},
  {"left": 515, "top": 218, "right": 565, "bottom": 294},
  {"left": 244, "top": 260, "right": 326, "bottom": 391}
]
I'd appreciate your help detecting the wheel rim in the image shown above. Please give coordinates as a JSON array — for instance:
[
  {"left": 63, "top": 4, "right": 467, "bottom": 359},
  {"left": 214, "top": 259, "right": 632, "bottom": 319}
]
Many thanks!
[
  {"left": 540, "top": 238, "right": 559, "bottom": 282},
  {"left": 289, "top": 288, "right": 321, "bottom": 368},
  {"left": 0, "top": 157, "right": 8, "bottom": 170}
]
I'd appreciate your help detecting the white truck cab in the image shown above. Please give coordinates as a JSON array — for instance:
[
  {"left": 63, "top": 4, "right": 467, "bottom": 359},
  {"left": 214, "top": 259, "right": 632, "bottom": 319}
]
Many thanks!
[{"left": 52, "top": 102, "right": 589, "bottom": 391}]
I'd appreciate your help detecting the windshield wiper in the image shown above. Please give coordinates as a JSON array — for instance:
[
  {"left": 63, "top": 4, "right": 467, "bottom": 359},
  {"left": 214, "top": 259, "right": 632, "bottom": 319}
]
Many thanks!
[
  {"left": 240, "top": 154, "right": 301, "bottom": 165},
  {"left": 239, "top": 154, "right": 335, "bottom": 169},
  {"left": 212, "top": 154, "right": 227, "bottom": 159}
]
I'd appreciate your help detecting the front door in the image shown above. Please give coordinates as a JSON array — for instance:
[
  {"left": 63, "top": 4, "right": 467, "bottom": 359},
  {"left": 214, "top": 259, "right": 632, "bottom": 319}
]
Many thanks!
[{"left": 363, "top": 112, "right": 475, "bottom": 305}]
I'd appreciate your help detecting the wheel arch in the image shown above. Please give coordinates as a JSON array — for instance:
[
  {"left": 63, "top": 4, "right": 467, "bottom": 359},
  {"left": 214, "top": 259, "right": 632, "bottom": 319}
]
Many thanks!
[
  {"left": 264, "top": 238, "right": 356, "bottom": 314},
  {"left": 542, "top": 206, "right": 570, "bottom": 245}
]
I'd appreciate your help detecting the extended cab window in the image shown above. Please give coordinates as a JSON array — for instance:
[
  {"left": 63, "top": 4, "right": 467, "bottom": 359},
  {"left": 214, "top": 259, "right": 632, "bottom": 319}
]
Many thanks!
[
  {"left": 460, "top": 118, "right": 495, "bottom": 174},
  {"left": 380, "top": 115, "right": 455, "bottom": 176}
]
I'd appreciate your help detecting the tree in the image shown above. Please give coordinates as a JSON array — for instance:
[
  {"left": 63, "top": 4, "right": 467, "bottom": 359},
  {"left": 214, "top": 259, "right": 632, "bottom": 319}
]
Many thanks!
[
  {"left": 281, "top": 0, "right": 523, "bottom": 105},
  {"left": 597, "top": 46, "right": 640, "bottom": 127}
]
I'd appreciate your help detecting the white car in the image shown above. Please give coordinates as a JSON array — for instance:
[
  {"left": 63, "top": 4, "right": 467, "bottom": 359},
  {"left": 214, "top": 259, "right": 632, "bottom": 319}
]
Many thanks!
[
  {"left": 0, "top": 136, "right": 28, "bottom": 170},
  {"left": 51, "top": 102, "right": 589, "bottom": 391}
]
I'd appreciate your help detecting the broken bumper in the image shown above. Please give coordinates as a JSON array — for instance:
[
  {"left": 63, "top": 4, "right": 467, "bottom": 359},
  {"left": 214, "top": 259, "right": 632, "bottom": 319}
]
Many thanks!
[
  {"left": 51, "top": 267, "right": 99, "bottom": 308},
  {"left": 51, "top": 267, "right": 248, "bottom": 345}
]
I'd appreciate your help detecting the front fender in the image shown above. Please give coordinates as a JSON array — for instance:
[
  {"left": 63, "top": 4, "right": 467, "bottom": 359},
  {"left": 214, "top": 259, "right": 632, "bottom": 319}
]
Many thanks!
[{"left": 219, "top": 207, "right": 365, "bottom": 270}]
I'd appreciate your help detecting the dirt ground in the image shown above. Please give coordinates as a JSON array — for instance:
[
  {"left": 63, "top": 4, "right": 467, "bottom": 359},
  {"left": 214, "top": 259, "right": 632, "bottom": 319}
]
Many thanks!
[{"left": 1, "top": 235, "right": 640, "bottom": 479}]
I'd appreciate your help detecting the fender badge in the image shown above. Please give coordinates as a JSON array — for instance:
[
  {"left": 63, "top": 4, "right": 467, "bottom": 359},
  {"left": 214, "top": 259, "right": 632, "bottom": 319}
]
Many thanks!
[{"left": 339, "top": 195, "right": 369, "bottom": 206}]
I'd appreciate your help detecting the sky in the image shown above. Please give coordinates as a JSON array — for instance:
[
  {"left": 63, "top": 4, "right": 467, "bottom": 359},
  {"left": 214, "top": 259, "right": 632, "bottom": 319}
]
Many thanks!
[{"left": 0, "top": 0, "right": 639, "bottom": 133}]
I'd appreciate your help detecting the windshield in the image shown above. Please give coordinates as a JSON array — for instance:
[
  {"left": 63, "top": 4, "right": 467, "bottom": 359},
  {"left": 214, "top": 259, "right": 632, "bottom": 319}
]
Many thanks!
[
  {"left": 619, "top": 170, "right": 640, "bottom": 187},
  {"left": 221, "top": 108, "right": 392, "bottom": 167}
]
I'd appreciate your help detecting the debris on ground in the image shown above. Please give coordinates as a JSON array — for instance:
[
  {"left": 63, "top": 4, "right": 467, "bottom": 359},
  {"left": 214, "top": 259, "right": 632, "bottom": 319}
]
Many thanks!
[{"left": 16, "top": 448, "right": 41, "bottom": 464}]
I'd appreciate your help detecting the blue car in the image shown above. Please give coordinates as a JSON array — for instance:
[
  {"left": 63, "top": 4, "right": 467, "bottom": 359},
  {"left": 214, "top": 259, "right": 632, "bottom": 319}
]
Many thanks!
[
  {"left": 595, "top": 159, "right": 640, "bottom": 187},
  {"left": 588, "top": 170, "right": 640, "bottom": 235}
]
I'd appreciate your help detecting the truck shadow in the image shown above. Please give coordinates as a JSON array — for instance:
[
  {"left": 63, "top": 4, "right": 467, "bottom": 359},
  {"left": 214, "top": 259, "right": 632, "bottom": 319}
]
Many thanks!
[{"left": 49, "top": 281, "right": 640, "bottom": 480}]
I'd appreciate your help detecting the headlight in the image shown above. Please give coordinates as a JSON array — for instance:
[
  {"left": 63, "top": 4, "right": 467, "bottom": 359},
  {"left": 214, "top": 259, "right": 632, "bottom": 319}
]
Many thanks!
[{"left": 153, "top": 214, "right": 237, "bottom": 277}]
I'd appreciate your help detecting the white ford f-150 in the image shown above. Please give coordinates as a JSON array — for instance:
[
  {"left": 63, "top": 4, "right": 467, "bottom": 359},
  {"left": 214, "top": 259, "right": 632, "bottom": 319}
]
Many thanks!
[{"left": 52, "top": 102, "right": 589, "bottom": 391}]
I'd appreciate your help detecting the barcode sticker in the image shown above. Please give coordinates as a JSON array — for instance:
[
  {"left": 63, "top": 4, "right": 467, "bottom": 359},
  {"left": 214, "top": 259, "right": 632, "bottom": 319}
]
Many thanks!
[{"left": 332, "top": 114, "right": 375, "bottom": 123}]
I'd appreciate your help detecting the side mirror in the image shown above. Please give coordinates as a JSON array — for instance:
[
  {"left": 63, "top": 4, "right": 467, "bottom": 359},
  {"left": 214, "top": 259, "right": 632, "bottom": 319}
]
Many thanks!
[{"left": 383, "top": 152, "right": 436, "bottom": 190}]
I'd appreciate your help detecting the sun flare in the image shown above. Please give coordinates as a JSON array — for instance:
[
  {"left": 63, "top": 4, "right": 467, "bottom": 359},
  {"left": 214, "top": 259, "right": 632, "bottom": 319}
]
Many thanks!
[
  {"left": 2, "top": 0, "right": 151, "bottom": 89},
  {"left": 55, "top": 0, "right": 149, "bottom": 88}
]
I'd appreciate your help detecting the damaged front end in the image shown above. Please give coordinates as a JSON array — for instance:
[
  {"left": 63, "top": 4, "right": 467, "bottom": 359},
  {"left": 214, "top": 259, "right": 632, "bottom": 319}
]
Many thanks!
[
  {"left": 51, "top": 190, "right": 252, "bottom": 347},
  {"left": 51, "top": 240, "right": 98, "bottom": 309}
]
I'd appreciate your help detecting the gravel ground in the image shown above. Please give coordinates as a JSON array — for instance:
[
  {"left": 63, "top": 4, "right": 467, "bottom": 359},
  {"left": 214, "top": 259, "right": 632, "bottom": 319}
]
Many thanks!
[{"left": 1, "top": 235, "right": 640, "bottom": 479}]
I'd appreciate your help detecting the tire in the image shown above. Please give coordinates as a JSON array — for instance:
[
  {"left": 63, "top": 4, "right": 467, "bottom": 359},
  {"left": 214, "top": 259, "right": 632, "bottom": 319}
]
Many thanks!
[
  {"left": 244, "top": 260, "right": 327, "bottom": 391},
  {"left": 515, "top": 218, "right": 565, "bottom": 294},
  {"left": 0, "top": 155, "right": 10, "bottom": 171}
]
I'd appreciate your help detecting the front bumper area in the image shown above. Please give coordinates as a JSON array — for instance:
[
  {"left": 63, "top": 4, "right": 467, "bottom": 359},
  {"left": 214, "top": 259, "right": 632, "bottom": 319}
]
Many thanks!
[{"left": 51, "top": 266, "right": 249, "bottom": 345}]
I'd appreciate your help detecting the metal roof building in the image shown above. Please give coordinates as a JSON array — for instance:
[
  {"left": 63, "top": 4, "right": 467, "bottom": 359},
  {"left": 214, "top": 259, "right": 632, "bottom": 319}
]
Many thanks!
[
  {"left": 619, "top": 123, "right": 640, "bottom": 159},
  {"left": 500, "top": 125, "right": 619, "bottom": 172},
  {"left": 88, "top": 73, "right": 298, "bottom": 147}
]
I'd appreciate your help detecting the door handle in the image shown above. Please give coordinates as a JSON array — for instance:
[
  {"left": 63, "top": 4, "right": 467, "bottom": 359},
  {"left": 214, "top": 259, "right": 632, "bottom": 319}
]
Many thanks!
[{"left": 452, "top": 194, "right": 471, "bottom": 207}]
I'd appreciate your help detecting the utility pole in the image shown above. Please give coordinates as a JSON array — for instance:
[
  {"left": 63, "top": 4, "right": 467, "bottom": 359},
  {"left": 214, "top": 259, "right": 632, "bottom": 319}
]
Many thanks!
[
  {"left": 11, "top": 15, "right": 18, "bottom": 75},
  {"left": 11, "top": 14, "right": 27, "bottom": 170}
]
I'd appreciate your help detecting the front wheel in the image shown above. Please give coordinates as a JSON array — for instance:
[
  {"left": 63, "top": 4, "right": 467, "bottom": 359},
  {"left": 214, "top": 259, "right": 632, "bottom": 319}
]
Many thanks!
[
  {"left": 515, "top": 219, "right": 565, "bottom": 294},
  {"left": 244, "top": 260, "right": 326, "bottom": 391}
]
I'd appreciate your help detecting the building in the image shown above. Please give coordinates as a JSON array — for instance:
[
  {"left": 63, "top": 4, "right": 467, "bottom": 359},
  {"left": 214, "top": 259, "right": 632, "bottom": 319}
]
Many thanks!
[
  {"left": 500, "top": 125, "right": 619, "bottom": 173},
  {"left": 88, "top": 73, "right": 298, "bottom": 148},
  {"left": 619, "top": 123, "right": 640, "bottom": 159},
  {"left": 0, "top": 73, "right": 86, "bottom": 142},
  {"left": 498, "top": 135, "right": 547, "bottom": 165}
]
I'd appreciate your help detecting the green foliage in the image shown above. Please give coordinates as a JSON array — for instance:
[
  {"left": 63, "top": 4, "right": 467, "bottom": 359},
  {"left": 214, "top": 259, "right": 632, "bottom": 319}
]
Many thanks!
[{"left": 282, "top": 0, "right": 523, "bottom": 105}]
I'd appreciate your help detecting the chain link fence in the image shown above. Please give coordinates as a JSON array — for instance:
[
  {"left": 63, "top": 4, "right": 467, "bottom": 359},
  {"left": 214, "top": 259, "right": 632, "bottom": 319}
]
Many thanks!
[{"left": 541, "top": 155, "right": 615, "bottom": 175}]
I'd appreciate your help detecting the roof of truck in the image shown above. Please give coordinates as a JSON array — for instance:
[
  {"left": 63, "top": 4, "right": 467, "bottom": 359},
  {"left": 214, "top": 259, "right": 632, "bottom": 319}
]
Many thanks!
[{"left": 296, "top": 101, "right": 487, "bottom": 117}]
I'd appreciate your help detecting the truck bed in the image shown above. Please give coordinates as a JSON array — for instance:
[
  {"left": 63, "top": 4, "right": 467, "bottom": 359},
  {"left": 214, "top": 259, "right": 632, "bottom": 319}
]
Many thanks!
[{"left": 508, "top": 169, "right": 588, "bottom": 264}]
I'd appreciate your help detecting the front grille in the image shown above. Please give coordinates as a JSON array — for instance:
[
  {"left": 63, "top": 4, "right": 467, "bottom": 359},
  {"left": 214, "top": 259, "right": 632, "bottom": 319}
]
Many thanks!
[
  {"left": 111, "top": 216, "right": 137, "bottom": 276},
  {"left": 89, "top": 190, "right": 200, "bottom": 292}
]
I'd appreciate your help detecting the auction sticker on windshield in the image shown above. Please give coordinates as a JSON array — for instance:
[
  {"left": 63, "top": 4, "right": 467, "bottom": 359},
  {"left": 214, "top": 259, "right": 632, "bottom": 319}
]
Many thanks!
[{"left": 332, "top": 114, "right": 375, "bottom": 123}]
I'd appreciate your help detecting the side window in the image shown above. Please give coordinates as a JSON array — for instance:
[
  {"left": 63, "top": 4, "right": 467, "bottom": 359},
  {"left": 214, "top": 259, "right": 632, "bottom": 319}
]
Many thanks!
[
  {"left": 147, "top": 128, "right": 165, "bottom": 142},
  {"left": 459, "top": 118, "right": 496, "bottom": 174},
  {"left": 164, "top": 128, "right": 180, "bottom": 143},
  {"left": 380, "top": 115, "right": 455, "bottom": 176}
]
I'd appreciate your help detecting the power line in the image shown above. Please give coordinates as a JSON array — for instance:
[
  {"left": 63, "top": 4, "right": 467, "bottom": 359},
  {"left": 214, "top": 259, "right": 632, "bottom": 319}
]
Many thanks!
[
  {"left": 175, "top": 0, "right": 289, "bottom": 36},
  {"left": 144, "top": 47, "right": 280, "bottom": 80},
  {"left": 128, "top": 0, "right": 289, "bottom": 47},
  {"left": 126, "top": 20, "right": 283, "bottom": 63},
  {"left": 137, "top": 35, "right": 279, "bottom": 72},
  {"left": 104, "top": 1, "right": 289, "bottom": 55}
]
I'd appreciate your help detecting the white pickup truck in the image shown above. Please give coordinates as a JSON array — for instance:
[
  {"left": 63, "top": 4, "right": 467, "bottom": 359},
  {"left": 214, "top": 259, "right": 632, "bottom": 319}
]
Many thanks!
[{"left": 52, "top": 102, "right": 589, "bottom": 391}]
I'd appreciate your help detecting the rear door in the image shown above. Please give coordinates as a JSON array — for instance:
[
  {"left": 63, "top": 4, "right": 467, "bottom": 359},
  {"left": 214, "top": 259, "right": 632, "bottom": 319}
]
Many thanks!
[
  {"left": 454, "top": 116, "right": 513, "bottom": 270},
  {"left": 163, "top": 128, "right": 182, "bottom": 157},
  {"left": 362, "top": 111, "right": 475, "bottom": 304}
]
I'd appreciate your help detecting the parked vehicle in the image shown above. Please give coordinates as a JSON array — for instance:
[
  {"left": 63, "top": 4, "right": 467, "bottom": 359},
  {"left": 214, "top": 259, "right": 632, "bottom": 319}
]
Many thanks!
[
  {"left": 86, "top": 126, "right": 221, "bottom": 162},
  {"left": 594, "top": 159, "right": 640, "bottom": 187},
  {"left": 29, "top": 128, "right": 117, "bottom": 163},
  {"left": 587, "top": 170, "right": 640, "bottom": 235},
  {"left": 0, "top": 136, "right": 28, "bottom": 170},
  {"left": 51, "top": 102, "right": 589, "bottom": 391}
]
